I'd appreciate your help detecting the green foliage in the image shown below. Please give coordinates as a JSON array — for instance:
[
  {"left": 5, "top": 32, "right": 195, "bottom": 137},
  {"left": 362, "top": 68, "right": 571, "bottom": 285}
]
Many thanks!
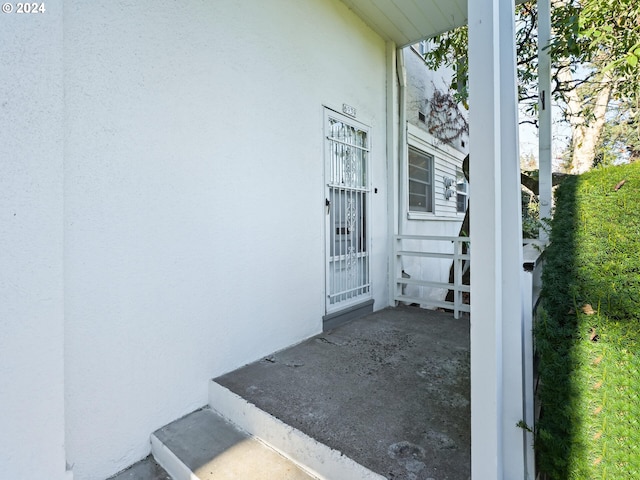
[
  {"left": 423, "top": 3, "right": 539, "bottom": 113},
  {"left": 423, "top": 26, "right": 468, "bottom": 106},
  {"left": 595, "top": 97, "right": 640, "bottom": 165},
  {"left": 553, "top": 1, "right": 640, "bottom": 166},
  {"left": 536, "top": 162, "right": 640, "bottom": 479},
  {"left": 425, "top": 1, "right": 639, "bottom": 162},
  {"left": 425, "top": 1, "right": 640, "bottom": 105},
  {"left": 522, "top": 187, "right": 541, "bottom": 239},
  {"left": 553, "top": 0, "right": 640, "bottom": 102}
]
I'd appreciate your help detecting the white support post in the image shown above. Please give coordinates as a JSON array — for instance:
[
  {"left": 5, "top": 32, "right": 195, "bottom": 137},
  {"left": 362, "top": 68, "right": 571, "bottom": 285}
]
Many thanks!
[
  {"left": 468, "top": 0, "right": 503, "bottom": 477},
  {"left": 499, "top": 0, "right": 527, "bottom": 477},
  {"left": 469, "top": 0, "right": 527, "bottom": 478},
  {"left": 538, "top": 0, "right": 553, "bottom": 242}
]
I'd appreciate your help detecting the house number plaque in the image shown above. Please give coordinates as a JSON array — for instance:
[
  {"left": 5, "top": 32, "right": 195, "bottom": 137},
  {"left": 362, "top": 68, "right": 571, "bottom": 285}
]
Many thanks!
[{"left": 342, "top": 103, "right": 356, "bottom": 118}]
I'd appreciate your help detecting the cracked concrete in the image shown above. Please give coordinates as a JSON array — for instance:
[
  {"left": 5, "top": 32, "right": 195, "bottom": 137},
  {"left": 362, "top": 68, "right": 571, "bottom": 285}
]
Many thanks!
[{"left": 215, "top": 306, "right": 470, "bottom": 480}]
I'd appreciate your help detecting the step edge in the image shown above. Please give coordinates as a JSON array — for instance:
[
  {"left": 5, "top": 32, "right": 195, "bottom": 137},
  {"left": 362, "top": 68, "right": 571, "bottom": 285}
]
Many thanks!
[
  {"left": 150, "top": 433, "right": 198, "bottom": 480},
  {"left": 208, "top": 380, "right": 385, "bottom": 480}
]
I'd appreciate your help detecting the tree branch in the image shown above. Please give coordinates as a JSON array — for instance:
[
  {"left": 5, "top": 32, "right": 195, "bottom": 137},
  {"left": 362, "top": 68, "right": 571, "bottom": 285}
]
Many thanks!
[{"left": 521, "top": 172, "right": 574, "bottom": 195}]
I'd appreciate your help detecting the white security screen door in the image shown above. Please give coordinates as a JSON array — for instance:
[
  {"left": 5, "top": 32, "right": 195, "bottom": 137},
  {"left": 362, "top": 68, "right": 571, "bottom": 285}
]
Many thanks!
[{"left": 324, "top": 109, "right": 371, "bottom": 312}]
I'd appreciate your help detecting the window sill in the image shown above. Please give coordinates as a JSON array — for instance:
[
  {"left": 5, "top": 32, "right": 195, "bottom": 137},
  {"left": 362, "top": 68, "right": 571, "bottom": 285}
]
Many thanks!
[{"left": 407, "top": 211, "right": 465, "bottom": 221}]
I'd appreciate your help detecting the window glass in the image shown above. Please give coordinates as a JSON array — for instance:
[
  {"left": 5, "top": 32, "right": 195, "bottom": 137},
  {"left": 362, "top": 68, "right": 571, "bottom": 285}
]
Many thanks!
[
  {"left": 408, "top": 147, "right": 433, "bottom": 212},
  {"left": 456, "top": 173, "right": 469, "bottom": 213}
]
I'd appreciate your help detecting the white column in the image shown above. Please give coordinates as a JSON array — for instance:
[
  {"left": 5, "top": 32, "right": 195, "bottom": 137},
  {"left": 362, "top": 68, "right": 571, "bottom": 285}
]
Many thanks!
[
  {"left": 498, "top": 0, "right": 527, "bottom": 478},
  {"left": 469, "top": 0, "right": 526, "bottom": 477},
  {"left": 468, "top": 0, "right": 503, "bottom": 477},
  {"left": 0, "top": 3, "right": 69, "bottom": 479},
  {"left": 538, "top": 0, "right": 552, "bottom": 242}
]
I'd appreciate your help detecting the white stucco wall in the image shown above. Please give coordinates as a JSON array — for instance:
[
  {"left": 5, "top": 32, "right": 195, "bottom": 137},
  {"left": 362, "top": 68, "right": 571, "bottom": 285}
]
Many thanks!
[
  {"left": 62, "top": 1, "right": 388, "bottom": 478},
  {"left": 0, "top": 4, "right": 68, "bottom": 479}
]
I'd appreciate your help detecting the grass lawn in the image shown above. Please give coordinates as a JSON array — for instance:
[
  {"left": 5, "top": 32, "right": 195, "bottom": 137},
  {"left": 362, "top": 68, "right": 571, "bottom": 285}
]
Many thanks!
[{"left": 536, "top": 162, "right": 640, "bottom": 479}]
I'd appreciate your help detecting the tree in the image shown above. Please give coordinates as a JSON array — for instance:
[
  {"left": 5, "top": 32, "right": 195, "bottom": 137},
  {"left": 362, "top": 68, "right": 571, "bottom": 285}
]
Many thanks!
[
  {"left": 550, "top": 0, "right": 639, "bottom": 171},
  {"left": 423, "top": 0, "right": 640, "bottom": 173},
  {"left": 560, "top": 68, "right": 613, "bottom": 173},
  {"left": 596, "top": 96, "right": 640, "bottom": 165}
]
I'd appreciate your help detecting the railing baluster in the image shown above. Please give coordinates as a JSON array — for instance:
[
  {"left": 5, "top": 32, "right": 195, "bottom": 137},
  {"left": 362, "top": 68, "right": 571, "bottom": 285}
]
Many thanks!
[
  {"left": 394, "top": 234, "right": 470, "bottom": 314},
  {"left": 457, "top": 239, "right": 460, "bottom": 318}
]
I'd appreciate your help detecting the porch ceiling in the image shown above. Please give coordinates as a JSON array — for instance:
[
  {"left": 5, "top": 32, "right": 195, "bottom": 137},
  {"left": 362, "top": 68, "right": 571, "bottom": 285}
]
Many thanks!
[{"left": 340, "top": 0, "right": 527, "bottom": 47}]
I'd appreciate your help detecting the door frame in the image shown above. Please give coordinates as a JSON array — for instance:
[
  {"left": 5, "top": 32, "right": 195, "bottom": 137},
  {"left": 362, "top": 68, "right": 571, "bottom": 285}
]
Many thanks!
[{"left": 323, "top": 107, "right": 372, "bottom": 315}]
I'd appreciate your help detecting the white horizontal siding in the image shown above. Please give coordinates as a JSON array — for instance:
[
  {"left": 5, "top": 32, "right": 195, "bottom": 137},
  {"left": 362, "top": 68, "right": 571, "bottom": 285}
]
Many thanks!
[
  {"left": 407, "top": 123, "right": 465, "bottom": 220},
  {"left": 434, "top": 155, "right": 461, "bottom": 217}
]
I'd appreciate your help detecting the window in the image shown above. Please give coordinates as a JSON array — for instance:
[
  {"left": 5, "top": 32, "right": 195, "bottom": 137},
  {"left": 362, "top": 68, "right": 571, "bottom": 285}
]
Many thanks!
[
  {"left": 456, "top": 173, "right": 469, "bottom": 213},
  {"left": 408, "top": 146, "right": 434, "bottom": 213},
  {"left": 406, "top": 124, "right": 467, "bottom": 219},
  {"left": 413, "top": 40, "right": 430, "bottom": 56}
]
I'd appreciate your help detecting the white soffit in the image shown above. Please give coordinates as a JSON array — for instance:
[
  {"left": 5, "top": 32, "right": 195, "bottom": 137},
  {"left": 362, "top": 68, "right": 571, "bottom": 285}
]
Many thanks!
[{"left": 340, "top": 0, "right": 528, "bottom": 47}]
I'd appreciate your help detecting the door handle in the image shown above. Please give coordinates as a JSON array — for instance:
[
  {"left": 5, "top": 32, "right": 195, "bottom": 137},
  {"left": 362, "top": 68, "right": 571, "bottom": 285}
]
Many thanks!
[{"left": 325, "top": 198, "right": 330, "bottom": 214}]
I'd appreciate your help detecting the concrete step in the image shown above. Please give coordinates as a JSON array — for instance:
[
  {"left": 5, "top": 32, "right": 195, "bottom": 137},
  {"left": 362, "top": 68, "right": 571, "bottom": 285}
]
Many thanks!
[
  {"left": 107, "top": 455, "right": 172, "bottom": 480},
  {"left": 151, "top": 407, "right": 316, "bottom": 480},
  {"left": 208, "top": 380, "right": 385, "bottom": 480}
]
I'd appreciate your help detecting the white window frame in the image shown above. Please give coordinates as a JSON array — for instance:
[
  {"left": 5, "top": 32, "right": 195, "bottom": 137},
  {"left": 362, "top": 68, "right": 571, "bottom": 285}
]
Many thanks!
[
  {"left": 414, "top": 40, "right": 429, "bottom": 56},
  {"left": 406, "top": 123, "right": 467, "bottom": 221},
  {"left": 408, "top": 145, "right": 435, "bottom": 214},
  {"left": 456, "top": 171, "right": 469, "bottom": 213}
]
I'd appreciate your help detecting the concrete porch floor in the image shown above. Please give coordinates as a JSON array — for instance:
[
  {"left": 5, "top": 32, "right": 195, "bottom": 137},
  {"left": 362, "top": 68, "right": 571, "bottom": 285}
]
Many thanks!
[{"left": 214, "top": 306, "right": 470, "bottom": 480}]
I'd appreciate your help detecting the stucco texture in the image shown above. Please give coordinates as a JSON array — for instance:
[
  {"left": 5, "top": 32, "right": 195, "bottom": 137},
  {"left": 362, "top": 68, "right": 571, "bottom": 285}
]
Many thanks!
[
  {"left": 62, "top": 0, "right": 388, "bottom": 478},
  {"left": 0, "top": 3, "right": 67, "bottom": 479}
]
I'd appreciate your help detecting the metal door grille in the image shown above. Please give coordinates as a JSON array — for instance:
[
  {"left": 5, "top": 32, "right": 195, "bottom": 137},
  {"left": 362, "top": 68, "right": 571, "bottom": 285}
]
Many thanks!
[{"left": 325, "top": 114, "right": 370, "bottom": 310}]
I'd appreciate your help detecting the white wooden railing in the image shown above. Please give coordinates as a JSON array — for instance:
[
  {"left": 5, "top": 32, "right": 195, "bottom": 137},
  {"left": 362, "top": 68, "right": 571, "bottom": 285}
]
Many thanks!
[
  {"left": 522, "top": 241, "right": 546, "bottom": 478},
  {"left": 393, "top": 235, "right": 470, "bottom": 319}
]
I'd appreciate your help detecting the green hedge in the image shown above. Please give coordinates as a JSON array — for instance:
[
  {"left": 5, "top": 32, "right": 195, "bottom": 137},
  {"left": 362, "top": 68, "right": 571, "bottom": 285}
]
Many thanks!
[{"left": 536, "top": 162, "right": 640, "bottom": 479}]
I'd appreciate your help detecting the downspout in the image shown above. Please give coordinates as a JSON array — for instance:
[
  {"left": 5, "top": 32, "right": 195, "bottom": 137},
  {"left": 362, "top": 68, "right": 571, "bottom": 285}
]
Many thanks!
[
  {"left": 388, "top": 45, "right": 407, "bottom": 306},
  {"left": 387, "top": 42, "right": 407, "bottom": 306},
  {"left": 397, "top": 48, "right": 407, "bottom": 238},
  {"left": 386, "top": 41, "right": 399, "bottom": 307}
]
